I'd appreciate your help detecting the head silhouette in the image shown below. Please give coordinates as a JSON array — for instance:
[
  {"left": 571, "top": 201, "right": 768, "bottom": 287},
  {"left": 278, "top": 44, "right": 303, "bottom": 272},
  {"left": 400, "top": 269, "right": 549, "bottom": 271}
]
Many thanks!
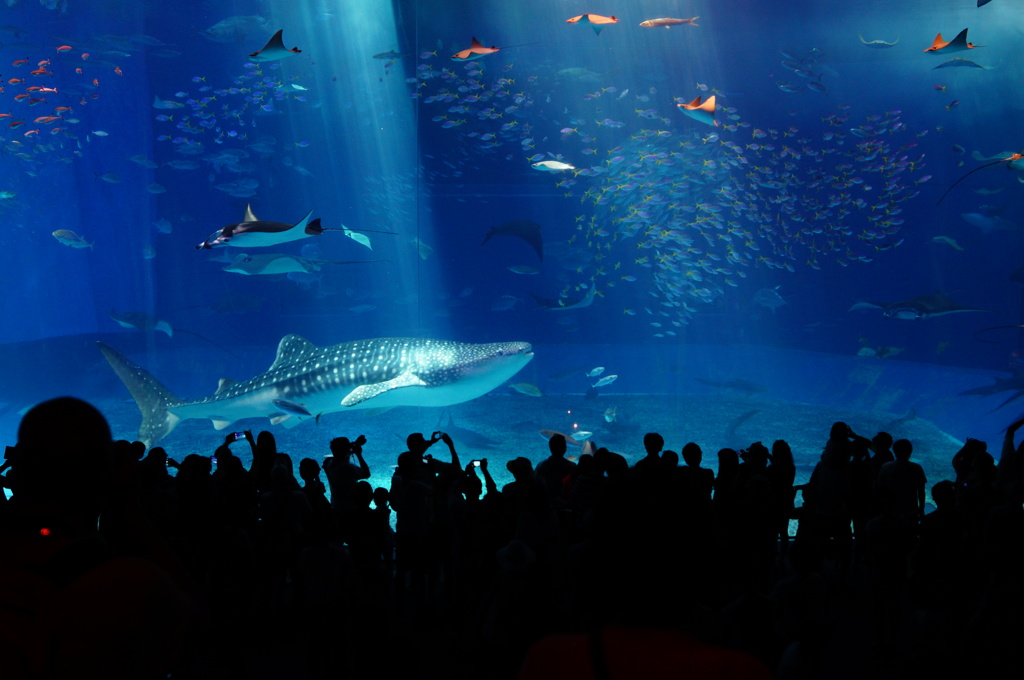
[
  {"left": 14, "top": 396, "right": 113, "bottom": 513},
  {"left": 548, "top": 434, "right": 567, "bottom": 457}
]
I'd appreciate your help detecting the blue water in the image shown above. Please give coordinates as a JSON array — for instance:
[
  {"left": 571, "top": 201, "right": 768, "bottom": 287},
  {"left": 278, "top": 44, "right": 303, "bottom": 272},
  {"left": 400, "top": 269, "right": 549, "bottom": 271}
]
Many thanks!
[{"left": 1, "top": 0, "right": 1022, "bottom": 480}]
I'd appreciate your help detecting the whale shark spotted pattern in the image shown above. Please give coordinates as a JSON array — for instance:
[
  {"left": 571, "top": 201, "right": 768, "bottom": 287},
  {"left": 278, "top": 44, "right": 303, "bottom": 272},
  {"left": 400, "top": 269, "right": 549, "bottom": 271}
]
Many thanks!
[{"left": 99, "top": 335, "right": 533, "bottom": 446}]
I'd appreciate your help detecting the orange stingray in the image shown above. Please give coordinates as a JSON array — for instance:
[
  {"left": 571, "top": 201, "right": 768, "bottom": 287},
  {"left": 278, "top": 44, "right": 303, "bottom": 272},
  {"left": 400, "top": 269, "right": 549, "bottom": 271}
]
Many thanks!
[
  {"left": 677, "top": 95, "right": 717, "bottom": 126},
  {"left": 924, "top": 28, "right": 979, "bottom": 53},
  {"left": 452, "top": 37, "right": 501, "bottom": 61},
  {"left": 566, "top": 14, "right": 619, "bottom": 35}
]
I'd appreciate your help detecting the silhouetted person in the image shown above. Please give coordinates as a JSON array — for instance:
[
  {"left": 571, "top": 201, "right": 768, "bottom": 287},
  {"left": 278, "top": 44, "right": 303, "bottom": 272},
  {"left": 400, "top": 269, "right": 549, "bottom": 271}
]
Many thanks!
[
  {"left": 767, "top": 439, "right": 796, "bottom": 553},
  {"left": 633, "top": 432, "right": 664, "bottom": 474},
  {"left": 0, "top": 397, "right": 196, "bottom": 679},
  {"left": 323, "top": 435, "right": 370, "bottom": 521},
  {"left": 875, "top": 438, "right": 926, "bottom": 521},
  {"left": 534, "top": 434, "right": 576, "bottom": 507},
  {"left": 679, "top": 442, "right": 714, "bottom": 504}
]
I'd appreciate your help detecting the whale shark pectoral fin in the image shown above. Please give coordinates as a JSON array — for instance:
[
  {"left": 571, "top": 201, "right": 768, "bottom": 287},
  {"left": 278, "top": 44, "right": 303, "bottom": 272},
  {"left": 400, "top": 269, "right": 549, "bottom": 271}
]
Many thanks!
[
  {"left": 342, "top": 373, "right": 428, "bottom": 407},
  {"left": 273, "top": 399, "right": 312, "bottom": 416}
]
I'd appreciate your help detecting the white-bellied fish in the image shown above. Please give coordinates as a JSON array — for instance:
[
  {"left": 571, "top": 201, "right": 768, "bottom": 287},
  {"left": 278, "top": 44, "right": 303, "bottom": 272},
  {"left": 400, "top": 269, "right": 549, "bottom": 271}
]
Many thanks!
[
  {"left": 52, "top": 229, "right": 92, "bottom": 249},
  {"left": 592, "top": 374, "right": 618, "bottom": 388}
]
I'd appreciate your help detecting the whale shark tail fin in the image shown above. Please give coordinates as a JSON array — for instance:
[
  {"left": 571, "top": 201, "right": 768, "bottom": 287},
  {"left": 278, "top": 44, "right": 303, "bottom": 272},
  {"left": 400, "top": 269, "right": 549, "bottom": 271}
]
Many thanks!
[{"left": 97, "top": 343, "right": 182, "bottom": 447}]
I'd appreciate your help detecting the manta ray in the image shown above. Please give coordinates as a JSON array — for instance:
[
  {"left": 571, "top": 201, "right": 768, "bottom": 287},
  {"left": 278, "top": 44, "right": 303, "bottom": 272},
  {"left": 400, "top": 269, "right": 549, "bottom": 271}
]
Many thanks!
[
  {"left": 196, "top": 205, "right": 334, "bottom": 249},
  {"left": 482, "top": 220, "right": 544, "bottom": 261},
  {"left": 677, "top": 95, "right": 717, "bottom": 126},
  {"left": 932, "top": 57, "right": 988, "bottom": 70},
  {"left": 858, "top": 33, "right": 899, "bottom": 48},
  {"left": 249, "top": 29, "right": 301, "bottom": 62},
  {"left": 924, "top": 28, "right": 980, "bottom": 53},
  {"left": 530, "top": 287, "right": 596, "bottom": 310},
  {"left": 848, "top": 293, "right": 986, "bottom": 319},
  {"left": 566, "top": 14, "right": 619, "bottom": 35},
  {"left": 223, "top": 253, "right": 384, "bottom": 275},
  {"left": 99, "top": 335, "right": 533, "bottom": 446},
  {"left": 110, "top": 308, "right": 173, "bottom": 337}
]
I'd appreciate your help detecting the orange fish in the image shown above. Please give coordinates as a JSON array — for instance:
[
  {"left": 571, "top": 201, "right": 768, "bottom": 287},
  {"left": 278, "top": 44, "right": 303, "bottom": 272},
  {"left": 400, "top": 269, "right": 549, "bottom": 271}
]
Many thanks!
[
  {"left": 677, "top": 95, "right": 717, "bottom": 126},
  {"left": 23, "top": 129, "right": 39, "bottom": 136},
  {"left": 27, "top": 98, "right": 46, "bottom": 106},
  {"left": 30, "top": 68, "right": 50, "bottom": 76},
  {"left": 37, "top": 59, "right": 50, "bottom": 67},
  {"left": 75, "top": 67, "right": 83, "bottom": 74},
  {"left": 8, "top": 120, "right": 24, "bottom": 128},
  {"left": 25, "top": 86, "right": 42, "bottom": 91},
  {"left": 639, "top": 16, "right": 699, "bottom": 28},
  {"left": 81, "top": 52, "right": 90, "bottom": 60},
  {"left": 924, "top": 28, "right": 979, "bottom": 53},
  {"left": 13, "top": 93, "right": 29, "bottom": 100},
  {"left": 566, "top": 14, "right": 620, "bottom": 35},
  {"left": 0, "top": 113, "right": 11, "bottom": 118},
  {"left": 114, "top": 66, "right": 123, "bottom": 76},
  {"left": 54, "top": 106, "right": 72, "bottom": 112},
  {"left": 33, "top": 115, "right": 60, "bottom": 124},
  {"left": 56, "top": 45, "right": 73, "bottom": 52},
  {"left": 50, "top": 127, "right": 63, "bottom": 134},
  {"left": 8, "top": 78, "right": 23, "bottom": 84},
  {"left": 451, "top": 37, "right": 502, "bottom": 61},
  {"left": 11, "top": 59, "right": 28, "bottom": 66},
  {"left": 92, "top": 78, "right": 99, "bottom": 87},
  {"left": 38, "top": 87, "right": 58, "bottom": 93}
]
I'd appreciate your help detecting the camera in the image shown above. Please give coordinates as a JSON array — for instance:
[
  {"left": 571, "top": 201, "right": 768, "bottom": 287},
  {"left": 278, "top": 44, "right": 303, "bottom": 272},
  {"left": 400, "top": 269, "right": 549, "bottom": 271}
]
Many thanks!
[{"left": 233, "top": 432, "right": 246, "bottom": 441}]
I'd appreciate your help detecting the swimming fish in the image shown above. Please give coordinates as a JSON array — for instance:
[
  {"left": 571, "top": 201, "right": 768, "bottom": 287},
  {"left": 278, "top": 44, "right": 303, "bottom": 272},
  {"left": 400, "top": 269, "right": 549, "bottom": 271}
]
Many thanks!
[
  {"left": 639, "top": 17, "right": 699, "bottom": 28},
  {"left": 249, "top": 29, "right": 301, "bottom": 62},
  {"left": 923, "top": 28, "right": 979, "bottom": 53},
  {"left": 592, "top": 374, "right": 618, "bottom": 388},
  {"left": 677, "top": 95, "right": 717, "bottom": 126},
  {"left": 931, "top": 235, "right": 964, "bottom": 251},
  {"left": 753, "top": 286, "right": 786, "bottom": 313},
  {"left": 52, "top": 229, "right": 92, "bottom": 249},
  {"left": 848, "top": 293, "right": 986, "bottom": 319},
  {"left": 196, "top": 205, "right": 332, "bottom": 249},
  {"left": 99, "top": 336, "right": 534, "bottom": 446},
  {"left": 566, "top": 14, "right": 620, "bottom": 35},
  {"left": 530, "top": 287, "right": 596, "bottom": 310},
  {"left": 858, "top": 33, "right": 899, "bottom": 48},
  {"left": 509, "top": 382, "right": 544, "bottom": 397},
  {"left": 587, "top": 367, "right": 605, "bottom": 377},
  {"left": 372, "top": 50, "right": 406, "bottom": 60},
  {"left": 481, "top": 219, "right": 544, "bottom": 260},
  {"left": 532, "top": 160, "right": 576, "bottom": 172}
]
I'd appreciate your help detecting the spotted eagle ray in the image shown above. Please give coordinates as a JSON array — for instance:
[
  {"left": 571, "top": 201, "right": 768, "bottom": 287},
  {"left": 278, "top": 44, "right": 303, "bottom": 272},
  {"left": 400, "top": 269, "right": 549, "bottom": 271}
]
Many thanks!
[
  {"left": 566, "top": 14, "right": 619, "bottom": 35},
  {"left": 451, "top": 37, "right": 536, "bottom": 61},
  {"left": 99, "top": 336, "right": 534, "bottom": 446},
  {"left": 222, "top": 253, "right": 385, "bottom": 275},
  {"left": 924, "top": 28, "right": 980, "bottom": 53},
  {"left": 848, "top": 293, "right": 985, "bottom": 319},
  {"left": 249, "top": 29, "right": 301, "bottom": 62},
  {"left": 481, "top": 220, "right": 543, "bottom": 261},
  {"left": 677, "top": 95, "right": 717, "bottom": 127},
  {"left": 196, "top": 205, "right": 334, "bottom": 249}
]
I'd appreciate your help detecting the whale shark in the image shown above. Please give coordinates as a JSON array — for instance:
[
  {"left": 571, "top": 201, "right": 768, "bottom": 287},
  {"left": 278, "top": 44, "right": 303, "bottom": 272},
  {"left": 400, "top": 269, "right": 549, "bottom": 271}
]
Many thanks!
[{"left": 98, "top": 335, "right": 533, "bottom": 446}]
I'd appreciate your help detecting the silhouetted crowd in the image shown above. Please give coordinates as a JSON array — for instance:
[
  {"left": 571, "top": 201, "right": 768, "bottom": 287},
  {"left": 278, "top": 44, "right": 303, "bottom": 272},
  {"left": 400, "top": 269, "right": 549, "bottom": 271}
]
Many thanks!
[{"left": 2, "top": 396, "right": 1024, "bottom": 679}]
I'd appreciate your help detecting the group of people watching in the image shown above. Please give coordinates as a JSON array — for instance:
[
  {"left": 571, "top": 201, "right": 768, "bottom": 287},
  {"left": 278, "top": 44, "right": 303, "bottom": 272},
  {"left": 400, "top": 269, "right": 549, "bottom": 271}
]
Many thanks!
[{"left": 1, "top": 396, "right": 1023, "bottom": 679}]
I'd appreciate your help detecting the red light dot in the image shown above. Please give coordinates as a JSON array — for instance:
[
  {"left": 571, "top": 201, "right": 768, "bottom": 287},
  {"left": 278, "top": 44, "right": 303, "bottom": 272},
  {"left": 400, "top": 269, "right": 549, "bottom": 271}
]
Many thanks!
[{"left": 39, "top": 528, "right": 51, "bottom": 536}]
